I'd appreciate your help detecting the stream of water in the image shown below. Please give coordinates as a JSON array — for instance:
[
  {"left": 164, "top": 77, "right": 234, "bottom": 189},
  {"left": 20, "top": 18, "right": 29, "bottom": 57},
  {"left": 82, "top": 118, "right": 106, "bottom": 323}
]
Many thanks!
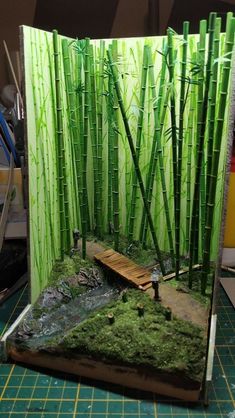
[{"left": 9, "top": 281, "right": 120, "bottom": 350}]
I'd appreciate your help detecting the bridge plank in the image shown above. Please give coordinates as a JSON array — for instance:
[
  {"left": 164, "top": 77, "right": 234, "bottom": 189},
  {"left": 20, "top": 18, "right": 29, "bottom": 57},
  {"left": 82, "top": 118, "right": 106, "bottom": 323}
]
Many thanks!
[{"left": 94, "top": 249, "right": 152, "bottom": 290}]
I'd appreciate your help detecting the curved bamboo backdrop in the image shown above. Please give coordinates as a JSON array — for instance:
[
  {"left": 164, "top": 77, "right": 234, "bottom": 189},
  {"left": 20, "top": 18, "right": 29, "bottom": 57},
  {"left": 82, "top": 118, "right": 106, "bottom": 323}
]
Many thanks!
[{"left": 22, "top": 16, "right": 234, "bottom": 302}]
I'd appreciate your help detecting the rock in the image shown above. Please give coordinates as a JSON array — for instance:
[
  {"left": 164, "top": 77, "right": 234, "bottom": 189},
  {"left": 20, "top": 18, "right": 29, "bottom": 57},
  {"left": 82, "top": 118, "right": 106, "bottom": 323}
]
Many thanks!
[
  {"left": 38, "top": 287, "right": 65, "bottom": 308},
  {"left": 65, "top": 275, "right": 80, "bottom": 287},
  {"left": 76, "top": 267, "right": 103, "bottom": 288},
  {"left": 57, "top": 281, "right": 72, "bottom": 300},
  {"left": 176, "top": 285, "right": 190, "bottom": 294}
]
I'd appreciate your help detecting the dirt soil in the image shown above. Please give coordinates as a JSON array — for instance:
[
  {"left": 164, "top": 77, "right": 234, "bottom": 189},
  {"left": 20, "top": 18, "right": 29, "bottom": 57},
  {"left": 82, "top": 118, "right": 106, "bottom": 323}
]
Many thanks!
[
  {"left": 83, "top": 239, "right": 209, "bottom": 331},
  {"left": 147, "top": 285, "right": 208, "bottom": 330}
]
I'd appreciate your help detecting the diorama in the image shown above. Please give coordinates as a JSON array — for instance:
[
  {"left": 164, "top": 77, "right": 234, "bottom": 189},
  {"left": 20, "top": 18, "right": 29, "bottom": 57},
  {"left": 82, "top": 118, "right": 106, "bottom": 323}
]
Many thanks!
[{"left": 5, "top": 12, "right": 235, "bottom": 402}]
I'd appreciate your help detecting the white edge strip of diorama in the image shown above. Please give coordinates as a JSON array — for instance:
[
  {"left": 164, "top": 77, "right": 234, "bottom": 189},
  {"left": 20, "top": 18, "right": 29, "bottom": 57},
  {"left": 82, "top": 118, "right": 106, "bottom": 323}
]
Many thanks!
[
  {"left": 0, "top": 304, "right": 32, "bottom": 360},
  {"left": 206, "top": 314, "right": 217, "bottom": 382}
]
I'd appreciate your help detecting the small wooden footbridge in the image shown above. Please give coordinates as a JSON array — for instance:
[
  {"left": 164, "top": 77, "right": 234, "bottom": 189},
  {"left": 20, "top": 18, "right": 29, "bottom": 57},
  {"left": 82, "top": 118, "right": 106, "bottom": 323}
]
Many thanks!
[
  {"left": 94, "top": 248, "right": 201, "bottom": 291},
  {"left": 94, "top": 249, "right": 152, "bottom": 291}
]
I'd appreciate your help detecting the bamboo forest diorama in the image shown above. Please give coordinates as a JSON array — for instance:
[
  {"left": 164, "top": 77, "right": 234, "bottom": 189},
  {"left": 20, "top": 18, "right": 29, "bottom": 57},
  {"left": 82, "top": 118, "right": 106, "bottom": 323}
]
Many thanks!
[{"left": 6, "top": 12, "right": 235, "bottom": 401}]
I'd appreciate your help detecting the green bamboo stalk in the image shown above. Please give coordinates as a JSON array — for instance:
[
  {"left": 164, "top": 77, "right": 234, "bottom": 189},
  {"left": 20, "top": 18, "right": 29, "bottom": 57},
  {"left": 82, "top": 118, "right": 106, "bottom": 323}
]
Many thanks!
[
  {"left": 105, "top": 44, "right": 119, "bottom": 239},
  {"left": 106, "top": 73, "right": 114, "bottom": 232},
  {"left": 167, "top": 27, "right": 179, "bottom": 278},
  {"left": 38, "top": 31, "right": 56, "bottom": 260},
  {"left": 157, "top": 39, "right": 167, "bottom": 122},
  {"left": 206, "top": 17, "right": 221, "bottom": 205},
  {"left": 76, "top": 50, "right": 85, "bottom": 213},
  {"left": 160, "top": 84, "right": 171, "bottom": 137},
  {"left": 185, "top": 54, "right": 197, "bottom": 253},
  {"left": 45, "top": 33, "right": 60, "bottom": 248},
  {"left": 191, "top": 22, "right": 207, "bottom": 265},
  {"left": 128, "top": 44, "right": 149, "bottom": 243},
  {"left": 107, "top": 49, "right": 166, "bottom": 275},
  {"left": 81, "top": 38, "right": 90, "bottom": 259},
  {"left": 185, "top": 125, "right": 193, "bottom": 254},
  {"left": 52, "top": 29, "right": 66, "bottom": 260},
  {"left": 62, "top": 38, "right": 81, "bottom": 227},
  {"left": 177, "top": 21, "right": 189, "bottom": 274},
  {"left": 88, "top": 44, "right": 99, "bottom": 231},
  {"left": 96, "top": 40, "right": 105, "bottom": 238},
  {"left": 200, "top": 154, "right": 206, "bottom": 248},
  {"left": 201, "top": 13, "right": 217, "bottom": 250},
  {"left": 188, "top": 19, "right": 207, "bottom": 285},
  {"left": 75, "top": 42, "right": 91, "bottom": 232},
  {"left": 111, "top": 40, "right": 120, "bottom": 251},
  {"left": 45, "top": 33, "right": 57, "bottom": 143},
  {"left": 157, "top": 99, "right": 175, "bottom": 265},
  {"left": 31, "top": 32, "right": 50, "bottom": 277},
  {"left": 139, "top": 40, "right": 166, "bottom": 244},
  {"left": 189, "top": 14, "right": 217, "bottom": 287},
  {"left": 140, "top": 45, "right": 175, "bottom": 266},
  {"left": 202, "top": 14, "right": 235, "bottom": 294}
]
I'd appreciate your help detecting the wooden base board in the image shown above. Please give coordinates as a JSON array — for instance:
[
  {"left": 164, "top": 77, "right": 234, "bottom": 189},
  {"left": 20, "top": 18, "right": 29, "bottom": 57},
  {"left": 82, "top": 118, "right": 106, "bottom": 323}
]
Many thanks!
[{"left": 8, "top": 347, "right": 201, "bottom": 402}]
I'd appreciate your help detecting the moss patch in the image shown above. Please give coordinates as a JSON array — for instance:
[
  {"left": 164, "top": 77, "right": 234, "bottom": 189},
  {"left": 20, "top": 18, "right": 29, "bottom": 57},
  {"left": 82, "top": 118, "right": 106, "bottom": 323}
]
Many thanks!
[
  {"left": 56, "top": 289, "right": 206, "bottom": 383},
  {"left": 32, "top": 255, "right": 104, "bottom": 319},
  {"left": 49, "top": 254, "right": 94, "bottom": 286}
]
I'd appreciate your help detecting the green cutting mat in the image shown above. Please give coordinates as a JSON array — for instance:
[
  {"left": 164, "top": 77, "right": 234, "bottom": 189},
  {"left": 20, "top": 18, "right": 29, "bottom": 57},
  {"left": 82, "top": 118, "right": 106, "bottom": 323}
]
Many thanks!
[{"left": 0, "top": 285, "right": 234, "bottom": 418}]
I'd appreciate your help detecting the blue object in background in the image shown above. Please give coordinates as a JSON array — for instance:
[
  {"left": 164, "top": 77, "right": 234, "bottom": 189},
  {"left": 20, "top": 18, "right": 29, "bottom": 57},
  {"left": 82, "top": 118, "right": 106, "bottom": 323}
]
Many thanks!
[
  {"left": 0, "top": 111, "right": 19, "bottom": 166},
  {"left": 0, "top": 133, "right": 10, "bottom": 165}
]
